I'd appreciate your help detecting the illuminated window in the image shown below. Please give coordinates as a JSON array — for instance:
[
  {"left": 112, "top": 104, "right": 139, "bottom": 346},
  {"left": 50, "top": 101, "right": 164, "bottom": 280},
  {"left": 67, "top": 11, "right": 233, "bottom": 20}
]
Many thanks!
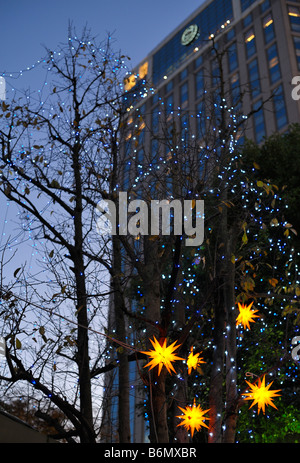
[
  {"left": 124, "top": 74, "right": 136, "bottom": 91},
  {"left": 288, "top": 5, "right": 300, "bottom": 32},
  {"left": 138, "top": 62, "right": 148, "bottom": 79},
  {"left": 263, "top": 14, "right": 275, "bottom": 43},
  {"left": 267, "top": 43, "right": 281, "bottom": 84},
  {"left": 245, "top": 28, "right": 256, "bottom": 58}
]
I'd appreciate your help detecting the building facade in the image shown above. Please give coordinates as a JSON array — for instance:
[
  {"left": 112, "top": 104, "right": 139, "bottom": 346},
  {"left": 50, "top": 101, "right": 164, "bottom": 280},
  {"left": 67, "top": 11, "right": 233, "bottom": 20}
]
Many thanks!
[{"left": 102, "top": 0, "right": 300, "bottom": 443}]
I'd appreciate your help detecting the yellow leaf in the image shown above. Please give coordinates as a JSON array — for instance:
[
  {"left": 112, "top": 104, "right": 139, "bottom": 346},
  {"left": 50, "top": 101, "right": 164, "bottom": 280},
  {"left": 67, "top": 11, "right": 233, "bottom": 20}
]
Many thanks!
[
  {"left": 15, "top": 338, "right": 22, "bottom": 349},
  {"left": 242, "top": 232, "right": 248, "bottom": 245},
  {"left": 269, "top": 278, "right": 278, "bottom": 288}
]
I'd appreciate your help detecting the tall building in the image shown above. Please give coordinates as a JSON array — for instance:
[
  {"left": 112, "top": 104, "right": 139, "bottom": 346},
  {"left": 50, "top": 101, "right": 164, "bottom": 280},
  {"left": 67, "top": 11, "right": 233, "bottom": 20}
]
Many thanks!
[{"left": 102, "top": 0, "right": 300, "bottom": 443}]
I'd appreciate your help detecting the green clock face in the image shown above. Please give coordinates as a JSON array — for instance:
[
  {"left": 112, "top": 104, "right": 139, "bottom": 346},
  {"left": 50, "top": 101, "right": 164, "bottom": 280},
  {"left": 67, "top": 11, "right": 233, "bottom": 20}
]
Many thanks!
[{"left": 181, "top": 24, "right": 199, "bottom": 46}]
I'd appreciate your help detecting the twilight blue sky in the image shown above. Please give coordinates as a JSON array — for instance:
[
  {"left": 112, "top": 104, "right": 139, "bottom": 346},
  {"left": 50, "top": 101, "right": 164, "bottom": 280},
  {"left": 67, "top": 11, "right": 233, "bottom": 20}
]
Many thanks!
[
  {"left": 0, "top": 0, "right": 205, "bottom": 272},
  {"left": 0, "top": 0, "right": 205, "bottom": 75}
]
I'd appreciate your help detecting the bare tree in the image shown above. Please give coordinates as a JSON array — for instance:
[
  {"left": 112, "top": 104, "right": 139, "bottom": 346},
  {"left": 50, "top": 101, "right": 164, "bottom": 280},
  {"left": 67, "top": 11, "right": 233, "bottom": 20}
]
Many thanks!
[{"left": 0, "top": 26, "right": 131, "bottom": 442}]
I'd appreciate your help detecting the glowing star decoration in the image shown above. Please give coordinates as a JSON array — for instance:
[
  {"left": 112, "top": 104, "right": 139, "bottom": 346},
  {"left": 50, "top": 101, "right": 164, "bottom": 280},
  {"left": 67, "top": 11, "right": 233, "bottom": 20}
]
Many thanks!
[
  {"left": 243, "top": 375, "right": 281, "bottom": 415},
  {"left": 236, "top": 301, "right": 259, "bottom": 330},
  {"left": 176, "top": 399, "right": 210, "bottom": 437},
  {"left": 141, "top": 337, "right": 184, "bottom": 376},
  {"left": 187, "top": 347, "right": 205, "bottom": 375}
]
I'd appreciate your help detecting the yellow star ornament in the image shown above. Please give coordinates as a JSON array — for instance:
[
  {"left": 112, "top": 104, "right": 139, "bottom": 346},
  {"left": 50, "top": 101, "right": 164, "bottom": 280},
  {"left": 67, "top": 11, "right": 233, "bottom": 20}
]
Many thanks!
[
  {"left": 177, "top": 399, "right": 210, "bottom": 437},
  {"left": 141, "top": 336, "right": 184, "bottom": 376},
  {"left": 236, "top": 301, "right": 259, "bottom": 330},
  {"left": 187, "top": 347, "right": 205, "bottom": 375},
  {"left": 243, "top": 375, "right": 281, "bottom": 414}
]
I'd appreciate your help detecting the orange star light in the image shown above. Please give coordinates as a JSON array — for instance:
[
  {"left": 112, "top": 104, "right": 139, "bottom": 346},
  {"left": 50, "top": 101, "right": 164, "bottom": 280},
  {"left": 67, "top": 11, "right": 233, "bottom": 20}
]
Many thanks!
[
  {"left": 236, "top": 301, "right": 259, "bottom": 330},
  {"left": 141, "top": 336, "right": 184, "bottom": 376},
  {"left": 243, "top": 375, "right": 281, "bottom": 414},
  {"left": 176, "top": 399, "right": 210, "bottom": 437},
  {"left": 187, "top": 347, "right": 205, "bottom": 375}
]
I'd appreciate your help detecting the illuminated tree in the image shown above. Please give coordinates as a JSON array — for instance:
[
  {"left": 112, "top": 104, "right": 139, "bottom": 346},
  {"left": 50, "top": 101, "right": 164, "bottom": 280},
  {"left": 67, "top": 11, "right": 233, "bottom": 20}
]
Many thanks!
[{"left": 0, "top": 26, "right": 132, "bottom": 442}]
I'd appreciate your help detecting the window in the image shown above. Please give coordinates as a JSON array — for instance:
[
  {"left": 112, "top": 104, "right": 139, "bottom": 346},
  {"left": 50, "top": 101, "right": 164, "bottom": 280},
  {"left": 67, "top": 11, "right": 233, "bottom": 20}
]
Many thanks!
[
  {"left": 240, "top": 0, "right": 257, "bottom": 13},
  {"left": 245, "top": 28, "right": 256, "bottom": 58},
  {"left": 293, "top": 36, "right": 300, "bottom": 70},
  {"left": 123, "top": 159, "right": 131, "bottom": 189},
  {"left": 181, "top": 113, "right": 189, "bottom": 145},
  {"left": 267, "top": 43, "right": 281, "bottom": 84},
  {"left": 152, "top": 106, "right": 159, "bottom": 133},
  {"left": 248, "top": 58, "right": 261, "bottom": 98},
  {"left": 195, "top": 68, "right": 204, "bottom": 99},
  {"left": 197, "top": 100, "right": 206, "bottom": 138},
  {"left": 231, "top": 72, "right": 240, "bottom": 107},
  {"left": 253, "top": 99, "right": 265, "bottom": 143},
  {"left": 211, "top": 58, "right": 220, "bottom": 87},
  {"left": 195, "top": 55, "right": 203, "bottom": 68},
  {"left": 226, "top": 27, "right": 235, "bottom": 42},
  {"left": 228, "top": 42, "right": 238, "bottom": 73},
  {"left": 288, "top": 5, "right": 300, "bottom": 32},
  {"left": 263, "top": 14, "right": 275, "bottom": 44},
  {"left": 166, "top": 80, "right": 173, "bottom": 93},
  {"left": 136, "top": 148, "right": 144, "bottom": 177},
  {"left": 260, "top": 0, "right": 270, "bottom": 13},
  {"left": 243, "top": 12, "right": 253, "bottom": 28},
  {"left": 152, "top": 92, "right": 159, "bottom": 105},
  {"left": 165, "top": 93, "right": 173, "bottom": 117},
  {"left": 151, "top": 139, "right": 158, "bottom": 160},
  {"left": 274, "top": 85, "right": 287, "bottom": 130},
  {"left": 180, "top": 82, "right": 189, "bottom": 108},
  {"left": 180, "top": 68, "right": 188, "bottom": 81}
]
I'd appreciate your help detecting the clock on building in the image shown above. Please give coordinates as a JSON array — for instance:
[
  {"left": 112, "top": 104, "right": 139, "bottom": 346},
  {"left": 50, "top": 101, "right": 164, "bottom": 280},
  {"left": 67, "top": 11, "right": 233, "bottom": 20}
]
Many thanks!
[{"left": 181, "top": 24, "right": 199, "bottom": 46}]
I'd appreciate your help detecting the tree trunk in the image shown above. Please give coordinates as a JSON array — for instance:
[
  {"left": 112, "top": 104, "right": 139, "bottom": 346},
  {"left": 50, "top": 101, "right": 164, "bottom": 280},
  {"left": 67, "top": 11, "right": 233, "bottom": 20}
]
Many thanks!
[
  {"left": 223, "top": 235, "right": 238, "bottom": 443},
  {"left": 72, "top": 137, "right": 94, "bottom": 442},
  {"left": 112, "top": 235, "right": 131, "bottom": 443},
  {"left": 143, "top": 239, "right": 169, "bottom": 443},
  {"left": 208, "top": 291, "right": 225, "bottom": 443}
]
